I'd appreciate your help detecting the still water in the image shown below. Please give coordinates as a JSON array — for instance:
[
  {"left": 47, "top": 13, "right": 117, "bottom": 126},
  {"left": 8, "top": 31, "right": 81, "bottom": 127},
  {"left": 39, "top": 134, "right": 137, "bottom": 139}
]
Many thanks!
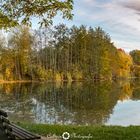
[{"left": 0, "top": 80, "right": 140, "bottom": 126}]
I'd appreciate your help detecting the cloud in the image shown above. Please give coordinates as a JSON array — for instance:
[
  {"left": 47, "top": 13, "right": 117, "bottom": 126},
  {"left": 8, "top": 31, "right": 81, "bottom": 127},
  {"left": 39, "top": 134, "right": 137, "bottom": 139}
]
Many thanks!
[
  {"left": 114, "top": 40, "right": 140, "bottom": 53},
  {"left": 122, "top": 0, "right": 140, "bottom": 13},
  {"left": 71, "top": 0, "right": 140, "bottom": 51},
  {"left": 52, "top": 0, "right": 140, "bottom": 51}
]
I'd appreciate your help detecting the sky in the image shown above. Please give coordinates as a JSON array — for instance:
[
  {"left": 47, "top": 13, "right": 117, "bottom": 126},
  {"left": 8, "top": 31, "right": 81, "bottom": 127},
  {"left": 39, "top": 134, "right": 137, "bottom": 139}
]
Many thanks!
[{"left": 32, "top": 0, "right": 140, "bottom": 52}]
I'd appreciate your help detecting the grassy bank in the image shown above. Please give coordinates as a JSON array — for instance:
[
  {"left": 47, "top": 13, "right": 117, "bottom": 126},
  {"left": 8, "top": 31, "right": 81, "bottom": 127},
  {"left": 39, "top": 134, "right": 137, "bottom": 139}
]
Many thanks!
[{"left": 18, "top": 123, "right": 140, "bottom": 140}]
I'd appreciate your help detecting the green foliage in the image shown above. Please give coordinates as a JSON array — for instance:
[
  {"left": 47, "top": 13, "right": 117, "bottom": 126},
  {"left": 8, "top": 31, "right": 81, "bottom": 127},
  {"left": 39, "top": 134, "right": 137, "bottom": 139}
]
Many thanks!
[
  {"left": 0, "top": 12, "right": 18, "bottom": 28},
  {"left": 132, "top": 65, "right": 140, "bottom": 77},
  {"left": 72, "top": 69, "right": 83, "bottom": 81},
  {"left": 46, "top": 70, "right": 54, "bottom": 81},
  {"left": 130, "top": 50, "right": 140, "bottom": 65},
  {"left": 1, "top": 0, "right": 73, "bottom": 27},
  {"left": 66, "top": 72, "right": 72, "bottom": 82},
  {"left": 130, "top": 50, "right": 140, "bottom": 77},
  {"left": 34, "top": 65, "right": 47, "bottom": 81}
]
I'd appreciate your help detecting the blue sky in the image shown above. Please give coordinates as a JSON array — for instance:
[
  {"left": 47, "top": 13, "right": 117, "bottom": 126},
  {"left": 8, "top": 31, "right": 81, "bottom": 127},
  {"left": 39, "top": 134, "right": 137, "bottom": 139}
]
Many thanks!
[{"left": 33, "top": 0, "right": 140, "bottom": 52}]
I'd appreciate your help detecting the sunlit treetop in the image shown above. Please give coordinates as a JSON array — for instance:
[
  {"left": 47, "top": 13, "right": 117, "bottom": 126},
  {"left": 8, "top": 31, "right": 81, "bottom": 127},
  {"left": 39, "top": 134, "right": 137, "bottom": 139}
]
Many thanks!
[{"left": 0, "top": 0, "right": 73, "bottom": 28}]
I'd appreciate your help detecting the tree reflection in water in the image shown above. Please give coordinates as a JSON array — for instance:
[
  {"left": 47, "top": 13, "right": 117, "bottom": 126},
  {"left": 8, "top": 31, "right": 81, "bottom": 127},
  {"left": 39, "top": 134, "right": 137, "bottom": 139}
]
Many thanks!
[{"left": 0, "top": 80, "right": 138, "bottom": 125}]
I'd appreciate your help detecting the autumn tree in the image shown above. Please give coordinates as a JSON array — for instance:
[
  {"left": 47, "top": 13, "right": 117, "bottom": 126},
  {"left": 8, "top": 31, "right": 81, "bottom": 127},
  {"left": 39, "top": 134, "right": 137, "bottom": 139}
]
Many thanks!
[{"left": 8, "top": 26, "right": 33, "bottom": 79}]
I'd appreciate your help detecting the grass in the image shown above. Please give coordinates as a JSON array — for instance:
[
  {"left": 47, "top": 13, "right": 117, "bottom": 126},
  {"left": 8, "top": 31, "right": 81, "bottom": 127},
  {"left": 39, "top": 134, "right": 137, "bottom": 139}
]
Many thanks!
[{"left": 18, "top": 123, "right": 140, "bottom": 140}]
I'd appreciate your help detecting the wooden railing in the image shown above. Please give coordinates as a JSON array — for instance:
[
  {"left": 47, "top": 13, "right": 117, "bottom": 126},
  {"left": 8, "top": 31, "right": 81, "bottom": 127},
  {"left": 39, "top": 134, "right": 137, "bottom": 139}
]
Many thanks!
[{"left": 0, "top": 110, "right": 41, "bottom": 140}]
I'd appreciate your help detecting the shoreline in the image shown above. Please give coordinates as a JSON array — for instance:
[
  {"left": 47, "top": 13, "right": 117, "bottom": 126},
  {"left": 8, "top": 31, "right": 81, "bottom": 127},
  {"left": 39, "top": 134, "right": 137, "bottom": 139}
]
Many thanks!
[
  {"left": 0, "top": 77, "right": 136, "bottom": 84},
  {"left": 0, "top": 80, "right": 39, "bottom": 84}
]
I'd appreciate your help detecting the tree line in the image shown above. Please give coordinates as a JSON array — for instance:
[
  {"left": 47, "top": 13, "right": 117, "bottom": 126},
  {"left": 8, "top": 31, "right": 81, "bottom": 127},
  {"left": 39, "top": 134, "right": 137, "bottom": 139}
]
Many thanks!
[{"left": 0, "top": 24, "right": 138, "bottom": 81}]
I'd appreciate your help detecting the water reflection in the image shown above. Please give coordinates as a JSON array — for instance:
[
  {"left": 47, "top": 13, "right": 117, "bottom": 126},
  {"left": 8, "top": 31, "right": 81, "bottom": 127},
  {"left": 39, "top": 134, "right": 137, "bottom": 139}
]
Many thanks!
[{"left": 0, "top": 80, "right": 139, "bottom": 125}]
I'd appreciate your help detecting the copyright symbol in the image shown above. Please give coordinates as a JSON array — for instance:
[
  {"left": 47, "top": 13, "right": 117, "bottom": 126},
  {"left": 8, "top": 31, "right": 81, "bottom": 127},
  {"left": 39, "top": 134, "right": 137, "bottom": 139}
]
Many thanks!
[{"left": 62, "top": 132, "right": 70, "bottom": 140}]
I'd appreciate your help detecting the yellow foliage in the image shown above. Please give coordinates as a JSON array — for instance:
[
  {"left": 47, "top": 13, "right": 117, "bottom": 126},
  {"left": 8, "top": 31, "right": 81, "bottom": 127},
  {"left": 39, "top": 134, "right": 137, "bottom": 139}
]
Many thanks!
[
  {"left": 72, "top": 71, "right": 83, "bottom": 81},
  {"left": 66, "top": 72, "right": 72, "bottom": 82},
  {"left": 132, "top": 65, "right": 140, "bottom": 77},
  {"left": 0, "top": 74, "right": 3, "bottom": 80},
  {"left": 119, "top": 82, "right": 133, "bottom": 101},
  {"left": 46, "top": 70, "right": 53, "bottom": 80},
  {"left": 5, "top": 68, "right": 12, "bottom": 80},
  {"left": 35, "top": 66, "right": 47, "bottom": 81},
  {"left": 55, "top": 73, "right": 62, "bottom": 82},
  {"left": 116, "top": 50, "right": 133, "bottom": 78}
]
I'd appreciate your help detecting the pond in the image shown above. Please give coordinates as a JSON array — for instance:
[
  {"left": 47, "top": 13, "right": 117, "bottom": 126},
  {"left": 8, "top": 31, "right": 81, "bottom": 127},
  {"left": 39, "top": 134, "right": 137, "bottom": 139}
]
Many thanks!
[{"left": 0, "top": 80, "right": 140, "bottom": 126}]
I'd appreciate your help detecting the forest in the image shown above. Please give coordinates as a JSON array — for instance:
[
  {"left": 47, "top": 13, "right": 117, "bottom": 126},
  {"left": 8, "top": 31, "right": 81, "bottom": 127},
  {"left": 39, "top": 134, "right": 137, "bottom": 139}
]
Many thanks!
[{"left": 0, "top": 24, "right": 139, "bottom": 81}]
